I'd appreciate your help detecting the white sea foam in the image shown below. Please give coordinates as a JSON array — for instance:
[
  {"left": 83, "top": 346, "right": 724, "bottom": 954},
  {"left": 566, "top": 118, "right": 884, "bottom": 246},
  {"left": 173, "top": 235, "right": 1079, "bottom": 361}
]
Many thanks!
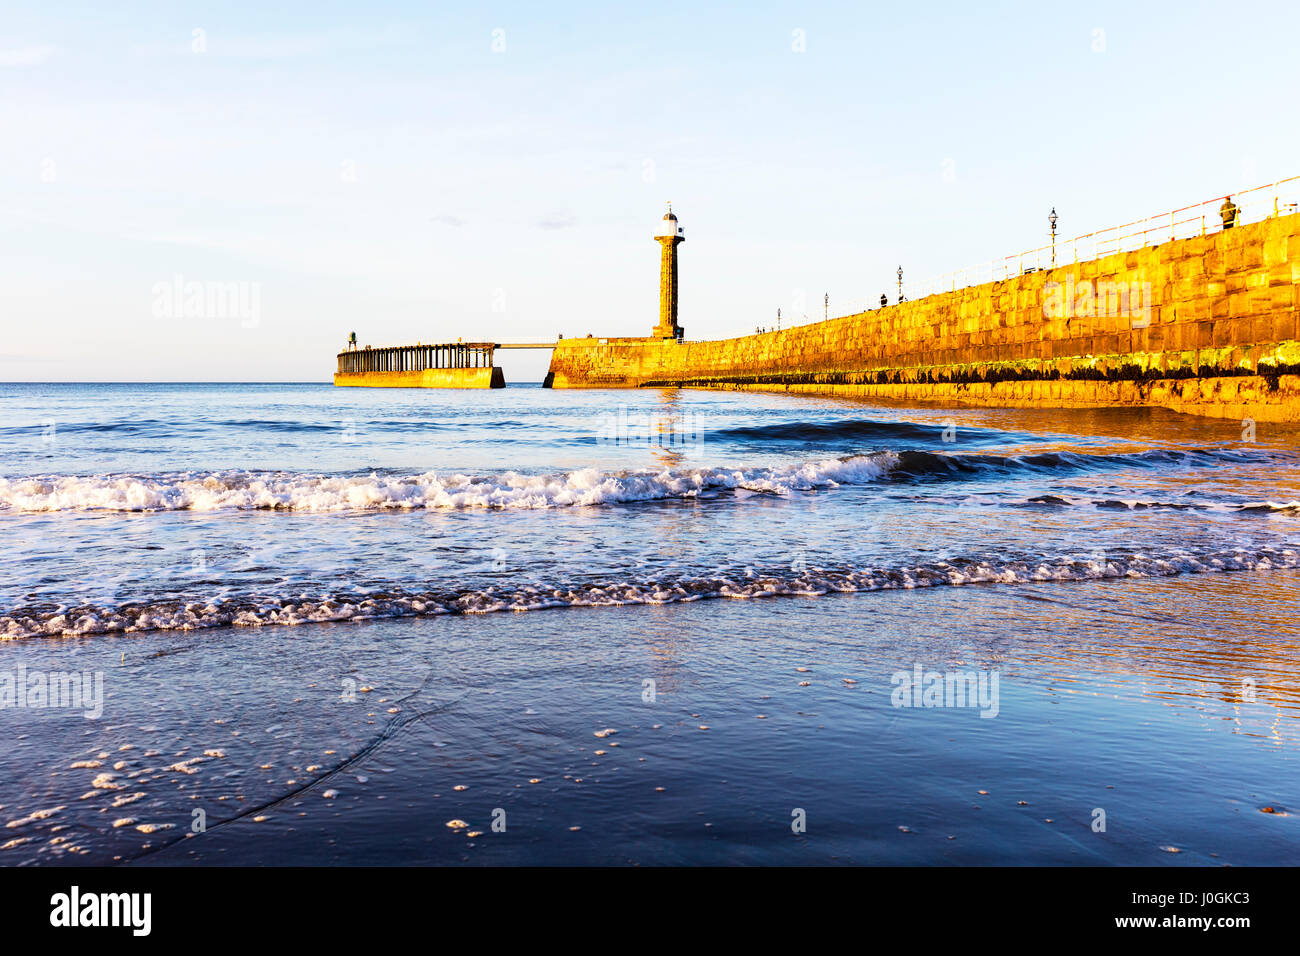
[
  {"left": 3, "top": 546, "right": 1296, "bottom": 640},
  {"left": 5, "top": 806, "right": 64, "bottom": 829},
  {"left": 0, "top": 454, "right": 898, "bottom": 513},
  {"left": 1025, "top": 495, "right": 1300, "bottom": 514}
]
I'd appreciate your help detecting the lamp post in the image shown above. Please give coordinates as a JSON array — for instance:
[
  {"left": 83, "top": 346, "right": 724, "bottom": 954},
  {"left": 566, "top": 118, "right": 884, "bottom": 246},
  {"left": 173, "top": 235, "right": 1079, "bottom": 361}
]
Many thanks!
[
  {"left": 777, "top": 308, "right": 781, "bottom": 331},
  {"left": 824, "top": 292, "right": 828, "bottom": 321},
  {"left": 1049, "top": 207, "right": 1058, "bottom": 269},
  {"left": 897, "top": 266, "right": 903, "bottom": 303}
]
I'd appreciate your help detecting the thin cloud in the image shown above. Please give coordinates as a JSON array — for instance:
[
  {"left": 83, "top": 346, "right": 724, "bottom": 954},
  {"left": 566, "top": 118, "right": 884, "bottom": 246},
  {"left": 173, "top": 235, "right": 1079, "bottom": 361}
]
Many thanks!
[
  {"left": 431, "top": 214, "right": 466, "bottom": 227},
  {"left": 535, "top": 215, "right": 576, "bottom": 230},
  {"left": 0, "top": 45, "right": 55, "bottom": 67},
  {"left": 208, "top": 34, "right": 332, "bottom": 59},
  {"left": 130, "top": 25, "right": 413, "bottom": 60}
]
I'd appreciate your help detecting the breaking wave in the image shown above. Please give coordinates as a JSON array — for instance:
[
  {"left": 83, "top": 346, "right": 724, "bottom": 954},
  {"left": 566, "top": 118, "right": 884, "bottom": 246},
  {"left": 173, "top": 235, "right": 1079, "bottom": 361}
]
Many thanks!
[
  {"left": 0, "top": 456, "right": 897, "bottom": 512},
  {"left": 0, "top": 445, "right": 1286, "bottom": 514},
  {"left": 4, "top": 545, "right": 1298, "bottom": 640}
]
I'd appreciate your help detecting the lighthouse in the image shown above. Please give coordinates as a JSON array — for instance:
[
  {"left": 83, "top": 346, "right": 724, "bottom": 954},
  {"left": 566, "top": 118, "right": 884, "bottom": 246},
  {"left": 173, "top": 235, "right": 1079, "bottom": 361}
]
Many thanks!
[{"left": 652, "top": 203, "right": 685, "bottom": 340}]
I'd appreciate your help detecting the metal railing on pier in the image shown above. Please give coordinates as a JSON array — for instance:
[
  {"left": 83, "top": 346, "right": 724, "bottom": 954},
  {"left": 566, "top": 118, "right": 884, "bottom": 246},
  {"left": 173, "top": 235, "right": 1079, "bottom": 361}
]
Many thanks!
[
  {"left": 907, "top": 176, "right": 1300, "bottom": 301},
  {"left": 337, "top": 342, "right": 498, "bottom": 375}
]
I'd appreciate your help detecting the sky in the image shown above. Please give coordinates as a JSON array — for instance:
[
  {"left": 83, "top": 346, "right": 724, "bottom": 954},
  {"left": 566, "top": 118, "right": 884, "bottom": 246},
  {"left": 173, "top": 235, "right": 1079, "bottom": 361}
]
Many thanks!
[{"left": 2, "top": 0, "right": 1297, "bottom": 382}]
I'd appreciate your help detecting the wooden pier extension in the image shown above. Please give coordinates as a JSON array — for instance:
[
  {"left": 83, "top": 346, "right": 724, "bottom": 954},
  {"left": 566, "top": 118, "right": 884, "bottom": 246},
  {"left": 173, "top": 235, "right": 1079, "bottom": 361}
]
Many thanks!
[{"left": 334, "top": 342, "right": 507, "bottom": 388}]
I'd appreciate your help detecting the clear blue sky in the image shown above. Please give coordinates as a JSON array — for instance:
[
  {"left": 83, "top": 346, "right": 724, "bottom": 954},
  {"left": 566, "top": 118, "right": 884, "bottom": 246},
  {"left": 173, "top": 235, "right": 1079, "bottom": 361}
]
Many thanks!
[{"left": 2, "top": 0, "right": 1296, "bottom": 382}]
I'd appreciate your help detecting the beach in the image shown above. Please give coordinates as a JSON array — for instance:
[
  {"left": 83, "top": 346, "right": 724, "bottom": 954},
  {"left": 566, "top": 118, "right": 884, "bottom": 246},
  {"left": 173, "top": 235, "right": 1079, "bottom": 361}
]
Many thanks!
[{"left": 1, "top": 384, "right": 1298, "bottom": 864}]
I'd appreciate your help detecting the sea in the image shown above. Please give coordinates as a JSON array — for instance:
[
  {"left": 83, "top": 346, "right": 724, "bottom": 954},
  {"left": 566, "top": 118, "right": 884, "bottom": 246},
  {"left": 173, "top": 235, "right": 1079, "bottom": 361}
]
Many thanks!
[{"left": 1, "top": 382, "right": 1298, "bottom": 865}]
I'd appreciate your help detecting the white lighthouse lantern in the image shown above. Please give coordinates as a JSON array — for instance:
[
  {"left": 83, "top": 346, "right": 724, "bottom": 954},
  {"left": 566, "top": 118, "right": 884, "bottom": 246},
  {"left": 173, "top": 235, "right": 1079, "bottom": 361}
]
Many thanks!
[{"left": 654, "top": 206, "right": 685, "bottom": 239}]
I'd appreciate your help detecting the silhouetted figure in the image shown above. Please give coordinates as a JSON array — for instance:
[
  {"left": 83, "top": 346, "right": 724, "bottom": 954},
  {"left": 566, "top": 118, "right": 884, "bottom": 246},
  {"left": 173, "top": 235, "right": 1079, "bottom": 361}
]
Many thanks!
[
  {"left": 880, "top": 293, "right": 887, "bottom": 308},
  {"left": 1220, "top": 196, "right": 1239, "bottom": 230}
]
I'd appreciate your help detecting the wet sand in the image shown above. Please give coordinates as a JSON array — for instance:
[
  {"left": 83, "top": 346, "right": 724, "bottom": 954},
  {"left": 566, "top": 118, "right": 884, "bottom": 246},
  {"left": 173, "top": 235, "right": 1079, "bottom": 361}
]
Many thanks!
[{"left": 3, "top": 568, "right": 1297, "bottom": 866}]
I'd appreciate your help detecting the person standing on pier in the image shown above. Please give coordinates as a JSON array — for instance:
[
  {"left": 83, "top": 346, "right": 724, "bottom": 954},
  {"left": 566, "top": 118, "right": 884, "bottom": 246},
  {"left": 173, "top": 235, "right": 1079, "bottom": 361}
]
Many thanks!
[{"left": 1220, "top": 195, "right": 1240, "bottom": 230}]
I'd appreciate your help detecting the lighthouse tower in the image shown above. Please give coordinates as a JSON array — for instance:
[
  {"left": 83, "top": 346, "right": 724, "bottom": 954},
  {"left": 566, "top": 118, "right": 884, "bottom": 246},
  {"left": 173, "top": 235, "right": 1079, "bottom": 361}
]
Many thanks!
[{"left": 652, "top": 203, "right": 685, "bottom": 340}]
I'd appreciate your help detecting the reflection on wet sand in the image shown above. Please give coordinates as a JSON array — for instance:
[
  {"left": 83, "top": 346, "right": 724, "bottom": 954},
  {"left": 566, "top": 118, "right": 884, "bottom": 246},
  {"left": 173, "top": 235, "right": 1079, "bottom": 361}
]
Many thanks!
[{"left": 1003, "top": 572, "right": 1300, "bottom": 742}]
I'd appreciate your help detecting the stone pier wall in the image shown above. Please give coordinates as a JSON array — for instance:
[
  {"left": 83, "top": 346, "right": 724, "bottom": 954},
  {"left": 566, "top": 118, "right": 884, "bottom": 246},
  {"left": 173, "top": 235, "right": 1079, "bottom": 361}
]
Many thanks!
[
  {"left": 546, "top": 213, "right": 1300, "bottom": 421},
  {"left": 333, "top": 367, "right": 504, "bottom": 388}
]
